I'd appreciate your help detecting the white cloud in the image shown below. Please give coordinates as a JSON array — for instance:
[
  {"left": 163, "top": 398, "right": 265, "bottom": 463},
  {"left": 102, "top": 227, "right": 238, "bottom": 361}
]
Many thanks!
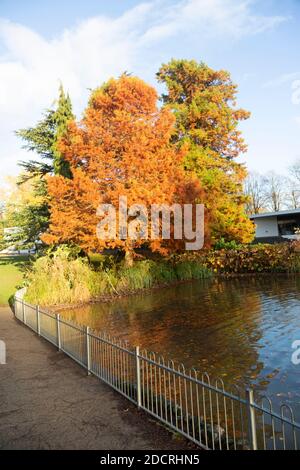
[
  {"left": 142, "top": 0, "right": 287, "bottom": 42},
  {"left": 263, "top": 75, "right": 300, "bottom": 106},
  {"left": 263, "top": 72, "right": 300, "bottom": 89},
  {"left": 0, "top": 0, "right": 288, "bottom": 187}
]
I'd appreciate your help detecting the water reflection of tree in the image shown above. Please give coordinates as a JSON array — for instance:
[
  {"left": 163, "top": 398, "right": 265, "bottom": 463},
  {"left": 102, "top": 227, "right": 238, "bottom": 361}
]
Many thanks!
[{"left": 60, "top": 275, "right": 300, "bottom": 393}]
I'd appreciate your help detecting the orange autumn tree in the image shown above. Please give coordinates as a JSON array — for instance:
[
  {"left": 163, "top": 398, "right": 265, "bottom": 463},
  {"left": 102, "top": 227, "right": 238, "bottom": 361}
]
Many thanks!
[{"left": 42, "top": 75, "right": 205, "bottom": 260}]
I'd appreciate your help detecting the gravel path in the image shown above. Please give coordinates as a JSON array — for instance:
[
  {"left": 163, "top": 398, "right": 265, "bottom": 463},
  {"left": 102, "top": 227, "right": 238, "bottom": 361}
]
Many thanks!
[{"left": 0, "top": 307, "right": 191, "bottom": 450}]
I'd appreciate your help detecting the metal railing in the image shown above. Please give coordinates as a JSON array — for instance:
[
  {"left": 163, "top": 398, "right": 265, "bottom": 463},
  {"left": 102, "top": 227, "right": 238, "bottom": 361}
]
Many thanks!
[{"left": 14, "top": 296, "right": 300, "bottom": 450}]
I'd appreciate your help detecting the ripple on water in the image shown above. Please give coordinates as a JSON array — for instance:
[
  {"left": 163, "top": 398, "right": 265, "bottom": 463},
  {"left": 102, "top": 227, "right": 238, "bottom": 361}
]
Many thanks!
[{"left": 61, "top": 274, "right": 300, "bottom": 416}]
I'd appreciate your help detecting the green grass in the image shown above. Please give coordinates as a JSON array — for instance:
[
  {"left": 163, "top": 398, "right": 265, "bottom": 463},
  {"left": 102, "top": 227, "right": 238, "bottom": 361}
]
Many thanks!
[{"left": 0, "top": 256, "right": 29, "bottom": 306}]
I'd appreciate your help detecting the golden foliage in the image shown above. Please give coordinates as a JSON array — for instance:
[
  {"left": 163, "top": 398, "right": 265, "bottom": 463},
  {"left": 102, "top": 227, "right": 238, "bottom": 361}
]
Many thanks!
[{"left": 43, "top": 75, "right": 206, "bottom": 254}]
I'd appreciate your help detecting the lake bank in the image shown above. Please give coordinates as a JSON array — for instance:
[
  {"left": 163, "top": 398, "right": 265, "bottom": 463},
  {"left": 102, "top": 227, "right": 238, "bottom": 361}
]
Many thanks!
[
  {"left": 23, "top": 242, "right": 300, "bottom": 308},
  {"left": 50, "top": 271, "right": 297, "bottom": 312}
]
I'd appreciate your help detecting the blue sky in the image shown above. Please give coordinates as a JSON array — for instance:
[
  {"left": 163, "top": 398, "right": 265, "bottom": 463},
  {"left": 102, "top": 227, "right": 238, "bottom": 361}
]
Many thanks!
[{"left": 1, "top": 0, "right": 300, "bottom": 187}]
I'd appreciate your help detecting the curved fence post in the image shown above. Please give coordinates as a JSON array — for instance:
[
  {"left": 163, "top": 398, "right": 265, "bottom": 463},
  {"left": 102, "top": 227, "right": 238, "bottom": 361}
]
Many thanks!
[
  {"left": 56, "top": 314, "right": 61, "bottom": 351},
  {"left": 246, "top": 388, "right": 258, "bottom": 450},
  {"left": 86, "top": 326, "right": 91, "bottom": 375},
  {"left": 22, "top": 299, "right": 25, "bottom": 324},
  {"left": 135, "top": 346, "right": 141, "bottom": 408},
  {"left": 36, "top": 305, "right": 40, "bottom": 336}
]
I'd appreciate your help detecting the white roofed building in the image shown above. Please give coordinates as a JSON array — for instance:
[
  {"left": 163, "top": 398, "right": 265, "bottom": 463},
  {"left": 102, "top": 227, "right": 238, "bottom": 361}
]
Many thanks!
[{"left": 250, "top": 209, "right": 300, "bottom": 243}]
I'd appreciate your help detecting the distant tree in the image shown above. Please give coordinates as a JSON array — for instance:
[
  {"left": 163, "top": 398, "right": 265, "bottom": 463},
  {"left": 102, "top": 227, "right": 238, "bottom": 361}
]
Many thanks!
[
  {"left": 244, "top": 172, "right": 268, "bottom": 214},
  {"left": 157, "top": 59, "right": 254, "bottom": 244},
  {"left": 285, "top": 179, "right": 300, "bottom": 209},
  {"left": 287, "top": 159, "right": 300, "bottom": 209},
  {"left": 0, "top": 177, "right": 47, "bottom": 250},
  {"left": 264, "top": 172, "right": 286, "bottom": 212},
  {"left": 245, "top": 168, "right": 300, "bottom": 213},
  {"left": 42, "top": 75, "right": 203, "bottom": 262},
  {"left": 289, "top": 158, "right": 300, "bottom": 184}
]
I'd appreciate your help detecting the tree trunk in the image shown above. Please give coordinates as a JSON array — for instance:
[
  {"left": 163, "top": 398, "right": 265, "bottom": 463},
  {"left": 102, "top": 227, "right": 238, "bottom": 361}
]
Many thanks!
[{"left": 124, "top": 249, "right": 134, "bottom": 267}]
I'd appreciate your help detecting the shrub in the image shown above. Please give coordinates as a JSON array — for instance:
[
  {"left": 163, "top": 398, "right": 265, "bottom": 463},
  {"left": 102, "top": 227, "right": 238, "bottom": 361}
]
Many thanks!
[
  {"left": 175, "top": 261, "right": 212, "bottom": 280},
  {"left": 213, "top": 238, "right": 243, "bottom": 251},
  {"left": 118, "top": 260, "right": 155, "bottom": 291},
  {"left": 24, "top": 252, "right": 212, "bottom": 305},
  {"left": 25, "top": 253, "right": 95, "bottom": 305},
  {"left": 205, "top": 242, "right": 300, "bottom": 273},
  {"left": 150, "top": 261, "right": 178, "bottom": 283}
]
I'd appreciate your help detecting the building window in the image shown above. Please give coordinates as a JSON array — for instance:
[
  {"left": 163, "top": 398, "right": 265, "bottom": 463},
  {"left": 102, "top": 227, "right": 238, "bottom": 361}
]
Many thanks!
[{"left": 278, "top": 219, "right": 300, "bottom": 236}]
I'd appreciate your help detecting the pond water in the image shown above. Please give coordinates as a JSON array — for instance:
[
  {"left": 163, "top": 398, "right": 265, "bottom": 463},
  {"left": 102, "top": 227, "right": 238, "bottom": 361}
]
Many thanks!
[{"left": 60, "top": 275, "right": 300, "bottom": 410}]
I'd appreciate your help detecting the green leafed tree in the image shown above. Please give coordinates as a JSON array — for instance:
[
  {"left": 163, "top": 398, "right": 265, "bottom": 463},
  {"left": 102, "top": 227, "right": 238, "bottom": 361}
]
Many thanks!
[
  {"left": 17, "top": 84, "right": 74, "bottom": 180},
  {"left": 157, "top": 59, "right": 255, "bottom": 244},
  {"left": 9, "top": 85, "right": 74, "bottom": 248}
]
